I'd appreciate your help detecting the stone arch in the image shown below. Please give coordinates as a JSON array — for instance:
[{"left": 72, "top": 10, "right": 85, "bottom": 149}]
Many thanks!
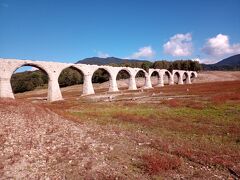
[
  {"left": 182, "top": 71, "right": 189, "bottom": 84},
  {"left": 161, "top": 70, "right": 172, "bottom": 85},
  {"left": 116, "top": 68, "right": 131, "bottom": 90},
  {"left": 92, "top": 67, "right": 113, "bottom": 92},
  {"left": 10, "top": 62, "right": 50, "bottom": 100},
  {"left": 149, "top": 70, "right": 159, "bottom": 77},
  {"left": 190, "top": 71, "right": 197, "bottom": 82},
  {"left": 173, "top": 71, "right": 181, "bottom": 84},
  {"left": 117, "top": 68, "right": 132, "bottom": 78},
  {"left": 135, "top": 69, "right": 147, "bottom": 88},
  {"left": 11, "top": 62, "right": 50, "bottom": 77},
  {"left": 149, "top": 70, "right": 160, "bottom": 86},
  {"left": 57, "top": 65, "right": 84, "bottom": 98}
]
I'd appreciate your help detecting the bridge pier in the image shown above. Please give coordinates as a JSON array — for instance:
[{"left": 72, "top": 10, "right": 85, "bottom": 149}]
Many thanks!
[
  {"left": 144, "top": 75, "right": 153, "bottom": 89},
  {"left": 169, "top": 75, "right": 174, "bottom": 85},
  {"left": 48, "top": 74, "right": 63, "bottom": 102},
  {"left": 0, "top": 77, "right": 14, "bottom": 99},
  {"left": 109, "top": 73, "right": 119, "bottom": 92},
  {"left": 128, "top": 76, "right": 137, "bottom": 90},
  {"left": 82, "top": 74, "right": 95, "bottom": 95},
  {"left": 186, "top": 74, "right": 191, "bottom": 84},
  {"left": 178, "top": 75, "right": 184, "bottom": 85},
  {"left": 156, "top": 74, "right": 164, "bottom": 87}
]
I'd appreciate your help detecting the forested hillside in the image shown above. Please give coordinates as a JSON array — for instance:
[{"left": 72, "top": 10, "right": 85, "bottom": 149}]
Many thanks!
[{"left": 203, "top": 54, "right": 240, "bottom": 70}]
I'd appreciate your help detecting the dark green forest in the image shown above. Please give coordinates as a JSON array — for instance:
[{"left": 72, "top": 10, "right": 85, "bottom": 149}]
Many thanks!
[{"left": 11, "top": 60, "right": 202, "bottom": 93}]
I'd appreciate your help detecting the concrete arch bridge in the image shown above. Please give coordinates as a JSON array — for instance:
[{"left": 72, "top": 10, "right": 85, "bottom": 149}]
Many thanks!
[{"left": 0, "top": 58, "right": 197, "bottom": 102}]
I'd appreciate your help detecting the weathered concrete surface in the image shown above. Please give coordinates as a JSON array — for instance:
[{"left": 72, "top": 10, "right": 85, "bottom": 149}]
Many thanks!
[{"left": 0, "top": 58, "right": 197, "bottom": 102}]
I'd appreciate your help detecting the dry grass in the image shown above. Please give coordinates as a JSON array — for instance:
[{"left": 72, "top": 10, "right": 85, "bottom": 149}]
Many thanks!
[{"left": 140, "top": 153, "right": 182, "bottom": 175}]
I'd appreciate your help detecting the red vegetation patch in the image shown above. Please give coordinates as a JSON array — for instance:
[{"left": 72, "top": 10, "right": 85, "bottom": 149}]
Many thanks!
[
  {"left": 112, "top": 113, "right": 153, "bottom": 126},
  {"left": 163, "top": 99, "right": 182, "bottom": 108},
  {"left": 185, "top": 101, "right": 204, "bottom": 110},
  {"left": 0, "top": 98, "right": 20, "bottom": 107},
  {"left": 149, "top": 138, "right": 240, "bottom": 173},
  {"left": 173, "top": 145, "right": 240, "bottom": 171},
  {"left": 211, "top": 93, "right": 240, "bottom": 105},
  {"left": 141, "top": 153, "right": 182, "bottom": 175}
]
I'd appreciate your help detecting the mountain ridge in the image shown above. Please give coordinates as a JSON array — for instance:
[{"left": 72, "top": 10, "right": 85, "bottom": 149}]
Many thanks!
[
  {"left": 202, "top": 54, "right": 240, "bottom": 70},
  {"left": 76, "top": 54, "right": 240, "bottom": 70},
  {"left": 76, "top": 57, "right": 150, "bottom": 65}
]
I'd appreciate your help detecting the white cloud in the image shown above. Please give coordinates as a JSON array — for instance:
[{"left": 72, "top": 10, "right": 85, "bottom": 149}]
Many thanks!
[
  {"left": 191, "top": 56, "right": 220, "bottom": 64},
  {"left": 192, "top": 57, "right": 215, "bottom": 65},
  {"left": 128, "top": 46, "right": 155, "bottom": 59},
  {"left": 202, "top": 34, "right": 240, "bottom": 59},
  {"left": 192, "top": 58, "right": 201, "bottom": 63},
  {"left": 30, "top": 67, "right": 38, "bottom": 71},
  {"left": 97, "top": 51, "right": 110, "bottom": 58},
  {"left": 163, "top": 33, "right": 193, "bottom": 56}
]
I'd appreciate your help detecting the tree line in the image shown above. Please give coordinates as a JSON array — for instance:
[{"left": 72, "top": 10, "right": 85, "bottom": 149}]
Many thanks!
[
  {"left": 11, "top": 60, "right": 202, "bottom": 93},
  {"left": 110, "top": 59, "right": 202, "bottom": 72}
]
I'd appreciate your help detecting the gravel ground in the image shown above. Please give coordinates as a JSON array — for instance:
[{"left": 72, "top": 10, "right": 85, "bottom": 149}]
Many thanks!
[{"left": 0, "top": 99, "right": 147, "bottom": 179}]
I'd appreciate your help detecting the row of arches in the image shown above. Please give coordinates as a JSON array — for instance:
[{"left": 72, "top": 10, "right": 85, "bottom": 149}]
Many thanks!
[
  {"left": 0, "top": 59, "right": 197, "bottom": 102},
  {"left": 11, "top": 66, "right": 147, "bottom": 91}
]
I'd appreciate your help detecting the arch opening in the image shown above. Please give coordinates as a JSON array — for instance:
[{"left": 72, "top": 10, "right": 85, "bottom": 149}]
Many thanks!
[
  {"left": 190, "top": 72, "right": 196, "bottom": 82},
  {"left": 150, "top": 71, "right": 159, "bottom": 86},
  {"left": 58, "top": 66, "right": 84, "bottom": 98},
  {"left": 92, "top": 68, "right": 111, "bottom": 93},
  {"left": 163, "top": 71, "right": 171, "bottom": 85},
  {"left": 174, "top": 72, "right": 180, "bottom": 84},
  {"left": 116, "top": 69, "right": 131, "bottom": 90},
  {"left": 182, "top": 72, "right": 188, "bottom": 84},
  {"left": 10, "top": 64, "right": 49, "bottom": 100},
  {"left": 135, "top": 70, "right": 146, "bottom": 88}
]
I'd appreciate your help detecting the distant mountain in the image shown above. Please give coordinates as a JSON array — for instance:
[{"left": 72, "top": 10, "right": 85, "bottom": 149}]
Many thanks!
[
  {"left": 76, "top": 57, "right": 150, "bottom": 65},
  {"left": 215, "top": 54, "right": 240, "bottom": 66},
  {"left": 76, "top": 54, "right": 240, "bottom": 71},
  {"left": 203, "top": 54, "right": 240, "bottom": 70}
]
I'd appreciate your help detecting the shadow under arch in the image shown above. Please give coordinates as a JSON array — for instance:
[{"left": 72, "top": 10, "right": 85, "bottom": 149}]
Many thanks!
[
  {"left": 162, "top": 70, "right": 171, "bottom": 85},
  {"left": 116, "top": 69, "right": 131, "bottom": 90},
  {"left": 182, "top": 72, "right": 189, "bottom": 84},
  {"left": 135, "top": 69, "right": 147, "bottom": 88},
  {"left": 149, "top": 70, "right": 160, "bottom": 86},
  {"left": 10, "top": 63, "right": 50, "bottom": 100},
  {"left": 92, "top": 67, "right": 112, "bottom": 93},
  {"left": 173, "top": 71, "right": 181, "bottom": 84},
  {"left": 58, "top": 66, "right": 84, "bottom": 98},
  {"left": 190, "top": 72, "right": 197, "bottom": 82}
]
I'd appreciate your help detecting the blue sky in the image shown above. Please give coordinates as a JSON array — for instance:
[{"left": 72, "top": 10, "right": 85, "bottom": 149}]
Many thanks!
[{"left": 0, "top": 0, "right": 240, "bottom": 64}]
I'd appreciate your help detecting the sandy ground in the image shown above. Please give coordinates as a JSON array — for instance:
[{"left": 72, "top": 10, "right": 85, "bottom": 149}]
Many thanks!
[{"left": 194, "top": 71, "right": 240, "bottom": 83}]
